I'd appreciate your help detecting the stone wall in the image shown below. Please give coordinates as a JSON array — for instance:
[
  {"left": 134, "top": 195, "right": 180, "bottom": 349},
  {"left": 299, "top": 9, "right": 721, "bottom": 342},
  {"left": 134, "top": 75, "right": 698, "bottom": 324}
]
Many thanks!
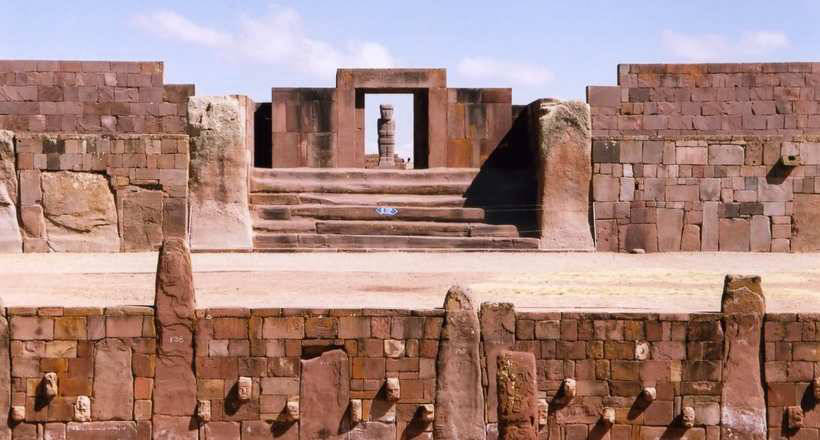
[
  {"left": 14, "top": 133, "right": 188, "bottom": 252},
  {"left": 588, "top": 63, "right": 820, "bottom": 252},
  {"left": 0, "top": 60, "right": 192, "bottom": 135}
]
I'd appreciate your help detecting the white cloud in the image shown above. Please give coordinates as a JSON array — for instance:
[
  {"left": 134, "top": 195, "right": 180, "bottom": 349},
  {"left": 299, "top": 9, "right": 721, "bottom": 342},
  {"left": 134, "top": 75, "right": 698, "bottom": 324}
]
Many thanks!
[
  {"left": 456, "top": 57, "right": 553, "bottom": 86},
  {"left": 133, "top": 6, "right": 395, "bottom": 78},
  {"left": 661, "top": 30, "right": 790, "bottom": 61}
]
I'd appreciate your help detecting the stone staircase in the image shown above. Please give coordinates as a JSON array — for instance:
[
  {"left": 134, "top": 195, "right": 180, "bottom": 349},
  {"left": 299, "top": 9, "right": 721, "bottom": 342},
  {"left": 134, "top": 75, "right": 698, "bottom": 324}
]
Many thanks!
[{"left": 250, "top": 168, "right": 540, "bottom": 251}]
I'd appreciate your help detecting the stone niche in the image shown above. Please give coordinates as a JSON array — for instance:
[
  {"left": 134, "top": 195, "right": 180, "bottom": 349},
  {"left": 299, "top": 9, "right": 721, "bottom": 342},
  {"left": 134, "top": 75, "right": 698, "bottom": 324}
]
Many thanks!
[{"left": 14, "top": 133, "right": 189, "bottom": 252}]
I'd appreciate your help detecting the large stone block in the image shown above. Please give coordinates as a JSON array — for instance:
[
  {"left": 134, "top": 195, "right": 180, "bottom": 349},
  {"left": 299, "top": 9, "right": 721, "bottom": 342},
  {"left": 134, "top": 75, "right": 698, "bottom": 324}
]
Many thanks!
[
  {"left": 300, "top": 349, "right": 350, "bottom": 439},
  {"left": 481, "top": 302, "right": 516, "bottom": 424},
  {"left": 750, "top": 215, "right": 771, "bottom": 252},
  {"left": 118, "top": 189, "right": 164, "bottom": 252},
  {"left": 720, "top": 275, "right": 766, "bottom": 439},
  {"left": 153, "top": 239, "right": 197, "bottom": 431},
  {"left": 0, "top": 185, "right": 21, "bottom": 253},
  {"left": 622, "top": 224, "right": 658, "bottom": 253},
  {"left": 496, "top": 351, "right": 537, "bottom": 440},
  {"left": 0, "top": 316, "right": 9, "bottom": 439},
  {"left": 793, "top": 194, "right": 820, "bottom": 252},
  {"left": 188, "top": 96, "right": 252, "bottom": 250},
  {"left": 657, "top": 208, "right": 683, "bottom": 252},
  {"left": 41, "top": 171, "right": 119, "bottom": 252},
  {"left": 65, "top": 422, "right": 137, "bottom": 440},
  {"left": 435, "top": 286, "right": 486, "bottom": 440},
  {"left": 527, "top": 100, "right": 594, "bottom": 250},
  {"left": 708, "top": 144, "right": 745, "bottom": 165},
  {"left": 92, "top": 339, "right": 134, "bottom": 421},
  {"left": 719, "top": 218, "right": 750, "bottom": 251},
  {"left": 0, "top": 130, "right": 16, "bottom": 207}
]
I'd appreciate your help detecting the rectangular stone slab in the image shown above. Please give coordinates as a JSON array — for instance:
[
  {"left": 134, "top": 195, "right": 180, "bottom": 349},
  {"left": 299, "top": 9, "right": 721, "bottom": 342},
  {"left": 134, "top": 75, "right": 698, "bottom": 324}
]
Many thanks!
[{"left": 300, "top": 349, "right": 350, "bottom": 439}]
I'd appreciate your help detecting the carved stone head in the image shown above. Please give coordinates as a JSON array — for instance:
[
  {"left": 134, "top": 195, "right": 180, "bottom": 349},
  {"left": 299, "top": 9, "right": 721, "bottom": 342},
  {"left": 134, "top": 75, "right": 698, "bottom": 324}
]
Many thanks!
[
  {"left": 385, "top": 377, "right": 401, "bottom": 402},
  {"left": 787, "top": 406, "right": 805, "bottom": 430},
  {"left": 641, "top": 386, "right": 657, "bottom": 403},
  {"left": 681, "top": 406, "right": 695, "bottom": 428},
  {"left": 419, "top": 404, "right": 434, "bottom": 424},
  {"left": 602, "top": 407, "right": 615, "bottom": 426},
  {"left": 197, "top": 400, "right": 212, "bottom": 423},
  {"left": 380, "top": 104, "right": 394, "bottom": 120},
  {"left": 74, "top": 396, "right": 91, "bottom": 422},
  {"left": 350, "top": 399, "right": 362, "bottom": 425},
  {"left": 813, "top": 378, "right": 820, "bottom": 400},
  {"left": 42, "top": 372, "right": 58, "bottom": 400},
  {"left": 284, "top": 398, "right": 300, "bottom": 422},
  {"left": 237, "top": 377, "right": 252, "bottom": 402},
  {"left": 557, "top": 378, "right": 576, "bottom": 404},
  {"left": 10, "top": 405, "right": 25, "bottom": 423}
]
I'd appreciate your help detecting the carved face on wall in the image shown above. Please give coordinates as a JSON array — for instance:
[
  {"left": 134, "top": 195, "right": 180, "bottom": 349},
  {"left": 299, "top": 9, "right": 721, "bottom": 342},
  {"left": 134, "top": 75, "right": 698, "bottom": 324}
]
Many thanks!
[
  {"left": 74, "top": 396, "right": 91, "bottom": 422},
  {"left": 385, "top": 377, "right": 401, "bottom": 402},
  {"left": 197, "top": 400, "right": 211, "bottom": 423},
  {"left": 10, "top": 405, "right": 25, "bottom": 423},
  {"left": 419, "top": 404, "right": 434, "bottom": 423},
  {"left": 681, "top": 406, "right": 695, "bottom": 428},
  {"left": 285, "top": 398, "right": 300, "bottom": 422},
  {"left": 237, "top": 377, "right": 252, "bottom": 402},
  {"left": 813, "top": 378, "right": 820, "bottom": 400},
  {"left": 537, "top": 399, "right": 549, "bottom": 427},
  {"left": 42, "top": 372, "right": 58, "bottom": 399},
  {"left": 788, "top": 406, "right": 805, "bottom": 430}
]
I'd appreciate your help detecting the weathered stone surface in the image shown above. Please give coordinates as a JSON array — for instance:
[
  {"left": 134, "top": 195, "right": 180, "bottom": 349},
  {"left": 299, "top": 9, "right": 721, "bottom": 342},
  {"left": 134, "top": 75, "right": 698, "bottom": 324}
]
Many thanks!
[
  {"left": 203, "top": 421, "right": 239, "bottom": 440},
  {"left": 622, "top": 223, "right": 658, "bottom": 253},
  {"left": 750, "top": 215, "right": 771, "bottom": 252},
  {"left": 793, "top": 194, "right": 820, "bottom": 252},
  {"left": 720, "top": 275, "right": 766, "bottom": 440},
  {"left": 349, "top": 421, "right": 396, "bottom": 440},
  {"left": 657, "top": 208, "right": 683, "bottom": 252},
  {"left": 20, "top": 205, "right": 46, "bottom": 239},
  {"left": 92, "top": 339, "right": 134, "bottom": 420},
  {"left": 188, "top": 96, "right": 252, "bottom": 251},
  {"left": 528, "top": 100, "right": 594, "bottom": 250},
  {"left": 65, "top": 422, "right": 137, "bottom": 440},
  {"left": 152, "top": 416, "right": 196, "bottom": 440},
  {"left": 300, "top": 349, "right": 350, "bottom": 439},
  {"left": 435, "top": 285, "right": 486, "bottom": 440},
  {"left": 681, "top": 224, "right": 701, "bottom": 251},
  {"left": 41, "top": 171, "right": 119, "bottom": 252},
  {"left": 481, "top": 302, "right": 516, "bottom": 425},
  {"left": 0, "top": 315, "right": 9, "bottom": 440},
  {"left": 0, "top": 185, "right": 21, "bottom": 253},
  {"left": 118, "top": 189, "right": 164, "bottom": 252},
  {"left": 496, "top": 351, "right": 537, "bottom": 440},
  {"left": 0, "top": 130, "right": 16, "bottom": 207},
  {"left": 153, "top": 239, "right": 197, "bottom": 437},
  {"left": 719, "top": 218, "right": 750, "bottom": 251}
]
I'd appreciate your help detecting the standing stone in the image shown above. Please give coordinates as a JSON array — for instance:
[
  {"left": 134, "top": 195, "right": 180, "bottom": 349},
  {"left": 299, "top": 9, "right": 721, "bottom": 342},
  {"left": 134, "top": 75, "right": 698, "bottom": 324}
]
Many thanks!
[
  {"left": 481, "top": 302, "right": 516, "bottom": 425},
  {"left": 0, "top": 185, "right": 21, "bottom": 253},
  {"left": 434, "top": 286, "right": 486, "bottom": 440},
  {"left": 527, "top": 99, "right": 594, "bottom": 251},
  {"left": 496, "top": 351, "right": 537, "bottom": 440},
  {"left": 377, "top": 104, "right": 396, "bottom": 168},
  {"left": 681, "top": 224, "right": 701, "bottom": 252},
  {"left": 92, "top": 339, "right": 134, "bottom": 420},
  {"left": 750, "top": 215, "right": 771, "bottom": 252},
  {"left": 153, "top": 239, "right": 197, "bottom": 438},
  {"left": 657, "top": 208, "right": 683, "bottom": 252},
  {"left": 118, "top": 189, "right": 165, "bottom": 252},
  {"left": 187, "top": 96, "right": 253, "bottom": 251},
  {"left": 41, "top": 171, "right": 119, "bottom": 252},
  {"left": 0, "top": 314, "right": 10, "bottom": 440},
  {"left": 720, "top": 275, "right": 766, "bottom": 439},
  {"left": 0, "top": 130, "right": 16, "bottom": 207},
  {"left": 300, "top": 349, "right": 350, "bottom": 439},
  {"left": 792, "top": 194, "right": 820, "bottom": 252}
]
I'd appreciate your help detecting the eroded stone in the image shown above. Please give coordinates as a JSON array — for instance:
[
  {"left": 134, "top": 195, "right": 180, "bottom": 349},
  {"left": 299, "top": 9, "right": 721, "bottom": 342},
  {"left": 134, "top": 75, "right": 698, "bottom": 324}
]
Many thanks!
[
  {"left": 74, "top": 396, "right": 91, "bottom": 422},
  {"left": 92, "top": 339, "right": 133, "bottom": 420},
  {"left": 300, "top": 349, "right": 349, "bottom": 439},
  {"left": 496, "top": 350, "right": 537, "bottom": 440},
  {"left": 0, "top": 185, "right": 21, "bottom": 253}
]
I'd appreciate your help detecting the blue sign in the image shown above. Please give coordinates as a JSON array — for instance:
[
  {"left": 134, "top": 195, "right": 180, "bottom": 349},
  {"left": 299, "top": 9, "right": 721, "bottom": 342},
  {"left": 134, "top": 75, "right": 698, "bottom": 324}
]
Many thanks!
[{"left": 376, "top": 207, "right": 399, "bottom": 216}]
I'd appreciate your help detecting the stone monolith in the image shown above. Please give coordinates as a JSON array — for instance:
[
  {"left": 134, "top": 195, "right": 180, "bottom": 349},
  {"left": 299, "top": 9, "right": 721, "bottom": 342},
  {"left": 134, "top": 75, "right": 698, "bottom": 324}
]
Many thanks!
[{"left": 497, "top": 351, "right": 537, "bottom": 440}]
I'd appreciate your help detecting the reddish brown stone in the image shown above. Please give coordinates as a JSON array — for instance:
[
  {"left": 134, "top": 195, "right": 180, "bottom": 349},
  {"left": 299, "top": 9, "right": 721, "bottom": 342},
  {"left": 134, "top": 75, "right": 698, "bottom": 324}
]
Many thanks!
[
  {"left": 300, "top": 349, "right": 350, "bottom": 439},
  {"left": 65, "top": 422, "right": 137, "bottom": 440},
  {"left": 92, "top": 339, "right": 133, "bottom": 421},
  {"left": 153, "top": 239, "right": 197, "bottom": 426},
  {"left": 496, "top": 351, "right": 537, "bottom": 440},
  {"left": 481, "top": 302, "right": 516, "bottom": 424},
  {"left": 0, "top": 316, "right": 9, "bottom": 439},
  {"left": 152, "top": 415, "right": 196, "bottom": 440},
  {"left": 435, "top": 286, "right": 486, "bottom": 440}
]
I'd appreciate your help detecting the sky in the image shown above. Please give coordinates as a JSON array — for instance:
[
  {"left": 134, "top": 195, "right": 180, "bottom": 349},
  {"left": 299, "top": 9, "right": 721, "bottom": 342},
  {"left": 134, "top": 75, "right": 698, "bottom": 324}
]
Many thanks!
[{"left": 4, "top": 1, "right": 820, "bottom": 158}]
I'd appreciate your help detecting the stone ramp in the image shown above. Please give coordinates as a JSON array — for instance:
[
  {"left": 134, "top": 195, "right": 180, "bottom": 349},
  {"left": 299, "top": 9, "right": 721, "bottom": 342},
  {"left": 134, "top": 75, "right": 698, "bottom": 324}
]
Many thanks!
[{"left": 250, "top": 167, "right": 539, "bottom": 251}]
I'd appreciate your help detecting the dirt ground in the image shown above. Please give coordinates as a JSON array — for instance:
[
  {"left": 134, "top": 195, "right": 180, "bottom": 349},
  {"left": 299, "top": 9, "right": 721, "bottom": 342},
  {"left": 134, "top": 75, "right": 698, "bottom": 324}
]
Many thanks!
[{"left": 1, "top": 252, "right": 818, "bottom": 312}]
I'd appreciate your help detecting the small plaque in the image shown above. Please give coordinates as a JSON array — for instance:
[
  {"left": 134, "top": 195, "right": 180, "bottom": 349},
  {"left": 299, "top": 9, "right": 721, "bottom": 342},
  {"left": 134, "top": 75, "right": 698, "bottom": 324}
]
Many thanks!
[{"left": 376, "top": 207, "right": 399, "bottom": 216}]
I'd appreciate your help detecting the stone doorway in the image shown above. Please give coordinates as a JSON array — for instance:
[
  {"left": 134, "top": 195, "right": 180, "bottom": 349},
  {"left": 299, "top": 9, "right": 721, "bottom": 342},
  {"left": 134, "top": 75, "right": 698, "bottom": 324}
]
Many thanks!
[{"left": 364, "top": 93, "right": 414, "bottom": 169}]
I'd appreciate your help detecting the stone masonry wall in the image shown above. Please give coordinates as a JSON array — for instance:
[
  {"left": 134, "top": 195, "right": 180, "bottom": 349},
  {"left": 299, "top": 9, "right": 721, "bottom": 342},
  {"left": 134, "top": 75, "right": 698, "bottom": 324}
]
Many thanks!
[
  {"left": 0, "top": 60, "right": 193, "bottom": 134},
  {"left": 14, "top": 133, "right": 189, "bottom": 252},
  {"left": 588, "top": 63, "right": 820, "bottom": 252}
]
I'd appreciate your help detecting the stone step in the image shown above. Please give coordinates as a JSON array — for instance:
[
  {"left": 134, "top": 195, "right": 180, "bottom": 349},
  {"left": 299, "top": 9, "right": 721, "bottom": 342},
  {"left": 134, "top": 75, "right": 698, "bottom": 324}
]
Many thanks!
[
  {"left": 251, "top": 167, "right": 478, "bottom": 195},
  {"left": 274, "top": 205, "right": 486, "bottom": 222},
  {"left": 253, "top": 219, "right": 317, "bottom": 233},
  {"left": 253, "top": 233, "right": 540, "bottom": 250},
  {"left": 249, "top": 192, "right": 468, "bottom": 207},
  {"left": 313, "top": 220, "right": 520, "bottom": 238}
]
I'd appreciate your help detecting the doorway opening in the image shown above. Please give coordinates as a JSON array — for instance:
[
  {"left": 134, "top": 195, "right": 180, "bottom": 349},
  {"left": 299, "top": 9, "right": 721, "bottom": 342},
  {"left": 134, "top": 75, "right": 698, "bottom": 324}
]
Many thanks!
[{"left": 364, "top": 94, "right": 414, "bottom": 169}]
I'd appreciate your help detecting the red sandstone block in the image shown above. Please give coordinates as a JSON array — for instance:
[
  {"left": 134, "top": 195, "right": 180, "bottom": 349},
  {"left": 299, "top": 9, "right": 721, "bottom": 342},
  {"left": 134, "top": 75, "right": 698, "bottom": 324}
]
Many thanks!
[
  {"left": 262, "top": 317, "right": 304, "bottom": 339},
  {"left": 352, "top": 357, "right": 385, "bottom": 379},
  {"left": 587, "top": 86, "right": 622, "bottom": 107}
]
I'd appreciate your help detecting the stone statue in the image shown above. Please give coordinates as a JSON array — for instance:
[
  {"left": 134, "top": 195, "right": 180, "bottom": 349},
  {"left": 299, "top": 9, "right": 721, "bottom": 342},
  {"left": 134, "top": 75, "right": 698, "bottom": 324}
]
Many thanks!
[
  {"left": 377, "top": 104, "right": 396, "bottom": 168},
  {"left": 237, "top": 377, "right": 252, "bottom": 402},
  {"left": 74, "top": 396, "right": 91, "bottom": 422},
  {"left": 41, "top": 372, "right": 58, "bottom": 400},
  {"left": 385, "top": 377, "right": 401, "bottom": 402}
]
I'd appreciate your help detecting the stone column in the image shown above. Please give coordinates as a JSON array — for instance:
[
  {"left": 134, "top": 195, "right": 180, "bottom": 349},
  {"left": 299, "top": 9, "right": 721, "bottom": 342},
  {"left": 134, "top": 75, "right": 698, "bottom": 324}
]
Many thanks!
[
  {"left": 720, "top": 274, "right": 766, "bottom": 439},
  {"left": 0, "top": 130, "right": 21, "bottom": 253},
  {"left": 434, "top": 286, "right": 486, "bottom": 440},
  {"left": 0, "top": 302, "right": 10, "bottom": 440},
  {"left": 480, "top": 302, "right": 516, "bottom": 426},
  {"left": 188, "top": 96, "right": 253, "bottom": 251},
  {"left": 496, "top": 351, "right": 537, "bottom": 440},
  {"left": 153, "top": 239, "right": 198, "bottom": 439},
  {"left": 378, "top": 104, "right": 396, "bottom": 168},
  {"left": 527, "top": 99, "right": 594, "bottom": 251}
]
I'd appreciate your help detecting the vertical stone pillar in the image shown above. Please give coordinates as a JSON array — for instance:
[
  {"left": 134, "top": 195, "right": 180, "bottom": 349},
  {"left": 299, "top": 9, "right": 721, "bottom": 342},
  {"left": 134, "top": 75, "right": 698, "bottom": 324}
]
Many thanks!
[
  {"left": 527, "top": 99, "right": 594, "bottom": 251},
  {"left": 720, "top": 274, "right": 766, "bottom": 439},
  {"left": 377, "top": 104, "right": 396, "bottom": 168},
  {"left": 187, "top": 96, "right": 253, "bottom": 251},
  {"left": 480, "top": 302, "right": 516, "bottom": 426},
  {"left": 0, "top": 130, "right": 21, "bottom": 253},
  {"left": 0, "top": 302, "right": 10, "bottom": 440},
  {"left": 496, "top": 351, "right": 537, "bottom": 440},
  {"left": 434, "top": 286, "right": 486, "bottom": 440},
  {"left": 153, "top": 239, "right": 198, "bottom": 439}
]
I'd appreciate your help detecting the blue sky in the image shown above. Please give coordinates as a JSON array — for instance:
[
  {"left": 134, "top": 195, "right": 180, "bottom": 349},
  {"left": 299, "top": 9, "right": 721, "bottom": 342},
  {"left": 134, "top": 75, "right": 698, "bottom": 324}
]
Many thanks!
[{"left": 4, "top": 1, "right": 819, "bottom": 158}]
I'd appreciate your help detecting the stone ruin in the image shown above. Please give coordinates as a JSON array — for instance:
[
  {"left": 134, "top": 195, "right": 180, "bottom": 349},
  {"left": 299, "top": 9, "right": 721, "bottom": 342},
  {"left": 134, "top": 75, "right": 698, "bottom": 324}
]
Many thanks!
[
  {"left": 0, "top": 60, "right": 819, "bottom": 253},
  {"left": 1, "top": 238, "right": 819, "bottom": 439}
]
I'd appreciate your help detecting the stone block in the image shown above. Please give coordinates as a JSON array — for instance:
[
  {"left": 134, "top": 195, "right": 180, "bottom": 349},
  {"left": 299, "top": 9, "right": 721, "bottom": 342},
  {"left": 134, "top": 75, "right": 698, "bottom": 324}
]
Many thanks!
[
  {"left": 702, "top": 202, "right": 719, "bottom": 251},
  {"left": 657, "top": 208, "right": 684, "bottom": 252},
  {"left": 65, "top": 422, "right": 137, "bottom": 440},
  {"left": 708, "top": 144, "right": 745, "bottom": 165},
  {"left": 719, "top": 218, "right": 750, "bottom": 251},
  {"left": 586, "top": 86, "right": 622, "bottom": 107},
  {"left": 92, "top": 339, "right": 133, "bottom": 420},
  {"left": 619, "top": 141, "right": 642, "bottom": 164},
  {"left": 643, "top": 141, "right": 664, "bottom": 164},
  {"left": 593, "top": 175, "right": 619, "bottom": 202},
  {"left": 676, "top": 147, "right": 707, "bottom": 165},
  {"left": 622, "top": 224, "right": 658, "bottom": 253},
  {"left": 793, "top": 194, "right": 820, "bottom": 251},
  {"left": 496, "top": 351, "right": 537, "bottom": 439},
  {"left": 301, "top": 349, "right": 350, "bottom": 439},
  {"left": 758, "top": 177, "right": 793, "bottom": 202},
  {"left": 666, "top": 185, "right": 699, "bottom": 202},
  {"left": 118, "top": 189, "right": 164, "bottom": 252},
  {"left": 700, "top": 178, "right": 721, "bottom": 201},
  {"left": 592, "top": 140, "right": 619, "bottom": 163},
  {"left": 750, "top": 215, "right": 771, "bottom": 252},
  {"left": 681, "top": 225, "right": 701, "bottom": 251}
]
